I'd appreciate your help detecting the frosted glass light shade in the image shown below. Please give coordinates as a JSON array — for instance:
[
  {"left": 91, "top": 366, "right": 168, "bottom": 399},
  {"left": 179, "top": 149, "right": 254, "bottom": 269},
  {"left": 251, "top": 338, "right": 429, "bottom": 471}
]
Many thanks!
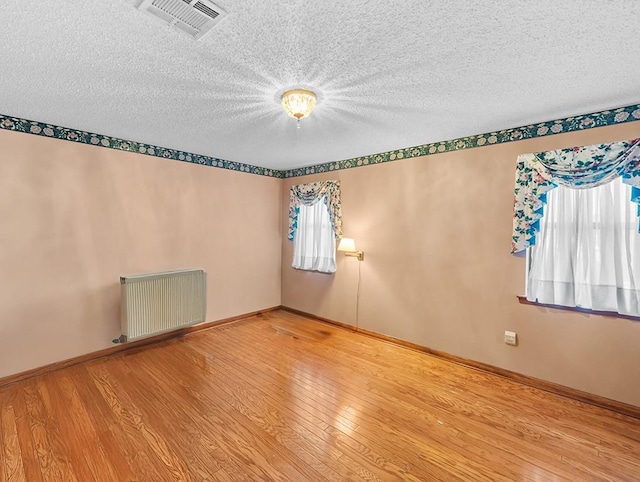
[
  {"left": 281, "top": 89, "right": 317, "bottom": 120},
  {"left": 338, "top": 237, "right": 357, "bottom": 252}
]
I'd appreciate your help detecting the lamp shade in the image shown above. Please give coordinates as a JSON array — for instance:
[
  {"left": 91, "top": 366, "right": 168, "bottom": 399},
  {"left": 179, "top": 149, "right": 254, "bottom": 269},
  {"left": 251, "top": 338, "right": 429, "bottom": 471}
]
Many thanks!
[
  {"left": 281, "top": 89, "right": 317, "bottom": 120},
  {"left": 337, "top": 237, "right": 357, "bottom": 252}
]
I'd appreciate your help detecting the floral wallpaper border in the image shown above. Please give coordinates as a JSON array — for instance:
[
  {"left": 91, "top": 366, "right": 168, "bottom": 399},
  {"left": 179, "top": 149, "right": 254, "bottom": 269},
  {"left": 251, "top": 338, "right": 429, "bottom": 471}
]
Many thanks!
[
  {"left": 2, "top": 103, "right": 639, "bottom": 179},
  {"left": 282, "top": 104, "right": 640, "bottom": 178},
  {"left": 0, "top": 114, "right": 283, "bottom": 178}
]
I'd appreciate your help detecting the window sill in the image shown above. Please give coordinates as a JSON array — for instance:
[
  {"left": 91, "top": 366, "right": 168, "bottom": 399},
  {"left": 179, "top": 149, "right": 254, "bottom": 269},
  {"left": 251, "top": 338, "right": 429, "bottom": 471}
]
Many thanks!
[{"left": 516, "top": 296, "right": 639, "bottom": 321}]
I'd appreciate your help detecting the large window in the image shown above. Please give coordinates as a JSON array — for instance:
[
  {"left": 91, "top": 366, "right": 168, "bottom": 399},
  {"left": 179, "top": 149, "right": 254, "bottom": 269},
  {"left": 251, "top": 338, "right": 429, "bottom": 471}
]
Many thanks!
[
  {"left": 527, "top": 177, "right": 640, "bottom": 316},
  {"left": 511, "top": 138, "right": 640, "bottom": 316}
]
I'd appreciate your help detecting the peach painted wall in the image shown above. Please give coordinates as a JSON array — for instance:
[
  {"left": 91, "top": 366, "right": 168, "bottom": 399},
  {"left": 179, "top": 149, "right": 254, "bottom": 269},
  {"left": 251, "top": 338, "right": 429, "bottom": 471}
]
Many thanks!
[
  {"left": 281, "top": 121, "right": 640, "bottom": 407},
  {"left": 0, "top": 129, "right": 282, "bottom": 378}
]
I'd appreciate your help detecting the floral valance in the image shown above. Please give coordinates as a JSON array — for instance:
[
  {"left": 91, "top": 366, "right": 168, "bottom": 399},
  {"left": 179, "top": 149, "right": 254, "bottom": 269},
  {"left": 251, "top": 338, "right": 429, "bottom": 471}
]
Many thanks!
[
  {"left": 288, "top": 180, "right": 343, "bottom": 240},
  {"left": 512, "top": 138, "right": 640, "bottom": 253}
]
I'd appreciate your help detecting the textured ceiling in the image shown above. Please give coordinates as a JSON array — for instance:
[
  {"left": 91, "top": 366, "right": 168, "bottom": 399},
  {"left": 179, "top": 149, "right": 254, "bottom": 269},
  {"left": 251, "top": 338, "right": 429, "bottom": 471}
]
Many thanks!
[{"left": 1, "top": 1, "right": 639, "bottom": 170}]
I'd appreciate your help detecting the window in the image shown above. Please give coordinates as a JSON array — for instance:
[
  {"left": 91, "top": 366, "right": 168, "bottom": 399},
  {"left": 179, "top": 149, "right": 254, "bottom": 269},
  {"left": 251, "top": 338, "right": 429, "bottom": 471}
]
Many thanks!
[
  {"left": 292, "top": 196, "right": 336, "bottom": 273},
  {"left": 527, "top": 177, "right": 640, "bottom": 316},
  {"left": 288, "top": 180, "right": 343, "bottom": 274}
]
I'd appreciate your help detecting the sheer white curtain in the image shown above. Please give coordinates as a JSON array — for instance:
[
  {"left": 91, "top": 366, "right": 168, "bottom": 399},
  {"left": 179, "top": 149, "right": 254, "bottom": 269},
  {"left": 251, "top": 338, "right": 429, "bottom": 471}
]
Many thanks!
[
  {"left": 528, "top": 177, "right": 640, "bottom": 316},
  {"left": 292, "top": 196, "right": 336, "bottom": 273}
]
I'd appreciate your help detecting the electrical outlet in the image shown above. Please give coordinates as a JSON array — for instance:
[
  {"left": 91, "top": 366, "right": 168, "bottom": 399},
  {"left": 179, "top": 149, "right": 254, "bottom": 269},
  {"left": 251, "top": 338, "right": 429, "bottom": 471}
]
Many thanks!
[{"left": 504, "top": 331, "right": 517, "bottom": 346}]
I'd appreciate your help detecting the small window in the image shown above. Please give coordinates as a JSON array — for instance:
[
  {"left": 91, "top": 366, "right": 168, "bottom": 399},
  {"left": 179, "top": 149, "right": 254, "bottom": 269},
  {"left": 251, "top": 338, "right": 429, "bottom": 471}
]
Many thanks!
[
  {"left": 288, "top": 180, "right": 343, "bottom": 274},
  {"left": 527, "top": 177, "right": 640, "bottom": 316},
  {"left": 292, "top": 196, "right": 336, "bottom": 273}
]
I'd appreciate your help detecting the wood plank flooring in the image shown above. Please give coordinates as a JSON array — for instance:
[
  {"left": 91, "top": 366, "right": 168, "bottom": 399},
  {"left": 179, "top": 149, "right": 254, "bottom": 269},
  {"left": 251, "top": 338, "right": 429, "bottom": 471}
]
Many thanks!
[{"left": 1, "top": 309, "right": 639, "bottom": 481}]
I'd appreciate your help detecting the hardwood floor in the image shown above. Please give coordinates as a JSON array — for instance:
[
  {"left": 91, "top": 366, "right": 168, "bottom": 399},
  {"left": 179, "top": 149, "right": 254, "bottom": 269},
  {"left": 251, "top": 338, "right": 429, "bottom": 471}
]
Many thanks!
[{"left": 1, "top": 310, "right": 639, "bottom": 481}]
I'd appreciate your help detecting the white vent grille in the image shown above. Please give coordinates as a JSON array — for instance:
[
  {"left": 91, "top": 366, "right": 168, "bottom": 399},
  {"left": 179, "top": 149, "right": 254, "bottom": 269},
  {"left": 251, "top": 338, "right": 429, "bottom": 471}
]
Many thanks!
[{"left": 138, "top": 0, "right": 226, "bottom": 39}]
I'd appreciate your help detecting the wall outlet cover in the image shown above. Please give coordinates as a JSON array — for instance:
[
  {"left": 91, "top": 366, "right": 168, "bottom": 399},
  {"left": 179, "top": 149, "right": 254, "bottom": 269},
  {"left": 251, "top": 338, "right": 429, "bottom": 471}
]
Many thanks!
[{"left": 504, "top": 331, "right": 517, "bottom": 346}]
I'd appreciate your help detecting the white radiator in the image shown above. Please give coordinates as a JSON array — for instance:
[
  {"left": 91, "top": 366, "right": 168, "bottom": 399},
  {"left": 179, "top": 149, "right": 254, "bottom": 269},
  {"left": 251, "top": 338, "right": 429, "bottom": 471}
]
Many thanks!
[{"left": 119, "top": 269, "right": 207, "bottom": 342}]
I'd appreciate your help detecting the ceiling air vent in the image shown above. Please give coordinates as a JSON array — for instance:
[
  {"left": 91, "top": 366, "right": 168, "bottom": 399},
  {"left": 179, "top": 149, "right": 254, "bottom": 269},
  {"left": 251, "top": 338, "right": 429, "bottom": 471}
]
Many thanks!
[{"left": 138, "top": 0, "right": 227, "bottom": 39}]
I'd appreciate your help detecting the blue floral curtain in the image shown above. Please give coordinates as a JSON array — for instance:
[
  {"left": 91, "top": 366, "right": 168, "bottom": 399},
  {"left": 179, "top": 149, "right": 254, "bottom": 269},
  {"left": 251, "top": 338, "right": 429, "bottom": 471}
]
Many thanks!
[
  {"left": 288, "top": 180, "right": 343, "bottom": 241},
  {"left": 512, "top": 139, "right": 640, "bottom": 253}
]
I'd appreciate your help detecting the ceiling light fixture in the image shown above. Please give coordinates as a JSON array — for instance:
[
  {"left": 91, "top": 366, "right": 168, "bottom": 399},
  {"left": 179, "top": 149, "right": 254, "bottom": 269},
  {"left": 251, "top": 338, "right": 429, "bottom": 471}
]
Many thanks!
[{"left": 281, "top": 89, "right": 316, "bottom": 128}]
